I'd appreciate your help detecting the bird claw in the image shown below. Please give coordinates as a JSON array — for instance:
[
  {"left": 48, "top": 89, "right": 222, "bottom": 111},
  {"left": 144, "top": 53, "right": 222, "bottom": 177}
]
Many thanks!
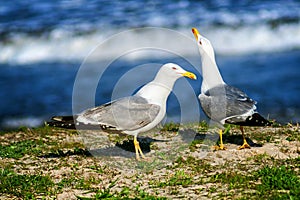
[
  {"left": 136, "top": 153, "right": 147, "bottom": 160},
  {"left": 135, "top": 155, "right": 150, "bottom": 162},
  {"left": 212, "top": 144, "right": 227, "bottom": 151},
  {"left": 238, "top": 143, "right": 251, "bottom": 150}
]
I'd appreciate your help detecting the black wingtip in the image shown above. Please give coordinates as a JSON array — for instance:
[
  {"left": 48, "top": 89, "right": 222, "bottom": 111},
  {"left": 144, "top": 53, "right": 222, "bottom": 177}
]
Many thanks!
[
  {"left": 46, "top": 115, "right": 76, "bottom": 129},
  {"left": 245, "top": 113, "right": 272, "bottom": 126},
  {"left": 46, "top": 121, "right": 76, "bottom": 129},
  {"left": 228, "top": 113, "right": 272, "bottom": 127},
  {"left": 51, "top": 115, "right": 74, "bottom": 121}
]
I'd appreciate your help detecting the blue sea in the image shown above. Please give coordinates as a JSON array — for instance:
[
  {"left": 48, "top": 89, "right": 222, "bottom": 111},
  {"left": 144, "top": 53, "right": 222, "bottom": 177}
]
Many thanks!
[{"left": 1, "top": 0, "right": 300, "bottom": 129}]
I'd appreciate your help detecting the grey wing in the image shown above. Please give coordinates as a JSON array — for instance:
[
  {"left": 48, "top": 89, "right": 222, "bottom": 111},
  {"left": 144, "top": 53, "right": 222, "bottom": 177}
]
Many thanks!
[
  {"left": 199, "top": 84, "right": 256, "bottom": 123},
  {"left": 76, "top": 96, "right": 161, "bottom": 131}
]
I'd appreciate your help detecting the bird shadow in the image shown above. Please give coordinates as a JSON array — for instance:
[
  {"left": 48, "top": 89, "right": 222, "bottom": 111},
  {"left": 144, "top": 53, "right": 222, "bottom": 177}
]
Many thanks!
[
  {"left": 39, "top": 137, "right": 170, "bottom": 159},
  {"left": 87, "top": 137, "right": 170, "bottom": 158},
  {"left": 178, "top": 128, "right": 262, "bottom": 148},
  {"left": 39, "top": 148, "right": 93, "bottom": 158},
  {"left": 40, "top": 130, "right": 262, "bottom": 159},
  {"left": 223, "top": 134, "right": 263, "bottom": 147}
]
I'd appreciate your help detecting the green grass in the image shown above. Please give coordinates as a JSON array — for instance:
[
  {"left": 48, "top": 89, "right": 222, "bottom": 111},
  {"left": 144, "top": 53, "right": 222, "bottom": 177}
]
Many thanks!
[
  {"left": 246, "top": 152, "right": 273, "bottom": 164},
  {"left": 285, "top": 128, "right": 300, "bottom": 142},
  {"left": 0, "top": 168, "right": 54, "bottom": 199},
  {"left": 189, "top": 139, "right": 203, "bottom": 152},
  {"left": 0, "top": 140, "right": 45, "bottom": 159},
  {"left": 161, "top": 122, "right": 180, "bottom": 132},
  {"left": 57, "top": 176, "right": 95, "bottom": 191},
  {"left": 44, "top": 147, "right": 91, "bottom": 158},
  {"left": 197, "top": 121, "right": 209, "bottom": 132},
  {"left": 152, "top": 170, "right": 193, "bottom": 188},
  {"left": 0, "top": 127, "right": 86, "bottom": 160},
  {"left": 77, "top": 181, "right": 168, "bottom": 200},
  {"left": 172, "top": 156, "right": 212, "bottom": 173},
  {"left": 0, "top": 123, "right": 299, "bottom": 199},
  {"left": 33, "top": 125, "right": 78, "bottom": 136},
  {"left": 210, "top": 171, "right": 252, "bottom": 190},
  {"left": 250, "top": 123, "right": 300, "bottom": 143},
  {"left": 0, "top": 167, "right": 167, "bottom": 200},
  {"left": 90, "top": 187, "right": 167, "bottom": 200},
  {"left": 205, "top": 162, "right": 300, "bottom": 199},
  {"left": 255, "top": 166, "right": 300, "bottom": 198}
]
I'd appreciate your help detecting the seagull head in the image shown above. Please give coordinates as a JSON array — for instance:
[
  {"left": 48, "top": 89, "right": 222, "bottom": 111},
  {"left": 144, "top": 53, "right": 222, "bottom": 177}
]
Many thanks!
[
  {"left": 135, "top": 63, "right": 197, "bottom": 104},
  {"left": 160, "top": 63, "right": 197, "bottom": 80},
  {"left": 192, "top": 28, "right": 215, "bottom": 58}
]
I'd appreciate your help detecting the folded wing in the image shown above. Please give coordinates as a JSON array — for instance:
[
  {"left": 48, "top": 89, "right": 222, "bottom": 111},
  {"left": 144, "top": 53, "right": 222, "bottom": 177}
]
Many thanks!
[
  {"left": 77, "top": 96, "right": 161, "bottom": 131},
  {"left": 199, "top": 84, "right": 256, "bottom": 124}
]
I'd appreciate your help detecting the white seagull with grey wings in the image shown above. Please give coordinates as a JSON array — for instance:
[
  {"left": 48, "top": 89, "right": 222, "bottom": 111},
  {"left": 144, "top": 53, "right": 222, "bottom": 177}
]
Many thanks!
[
  {"left": 47, "top": 63, "right": 196, "bottom": 160},
  {"left": 192, "top": 27, "right": 271, "bottom": 150}
]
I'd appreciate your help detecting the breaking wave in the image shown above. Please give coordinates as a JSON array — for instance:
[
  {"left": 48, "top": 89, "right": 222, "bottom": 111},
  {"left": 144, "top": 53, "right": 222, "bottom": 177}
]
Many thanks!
[{"left": 1, "top": 23, "right": 299, "bottom": 65}]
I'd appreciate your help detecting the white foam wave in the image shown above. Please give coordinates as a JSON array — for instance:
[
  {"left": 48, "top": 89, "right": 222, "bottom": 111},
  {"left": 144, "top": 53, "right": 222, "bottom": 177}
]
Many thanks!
[
  {"left": 206, "top": 24, "right": 300, "bottom": 55},
  {"left": 1, "top": 116, "right": 44, "bottom": 129},
  {"left": 1, "top": 24, "right": 299, "bottom": 65},
  {"left": 0, "top": 29, "right": 107, "bottom": 64}
]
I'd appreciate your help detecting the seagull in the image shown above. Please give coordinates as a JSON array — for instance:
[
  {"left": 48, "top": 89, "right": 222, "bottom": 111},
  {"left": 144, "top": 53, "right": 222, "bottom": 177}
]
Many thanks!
[
  {"left": 47, "top": 63, "right": 196, "bottom": 160},
  {"left": 191, "top": 27, "right": 271, "bottom": 150}
]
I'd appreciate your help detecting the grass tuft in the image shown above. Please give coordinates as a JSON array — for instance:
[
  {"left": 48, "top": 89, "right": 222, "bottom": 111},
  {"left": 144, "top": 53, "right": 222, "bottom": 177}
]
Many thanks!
[
  {"left": 255, "top": 166, "right": 300, "bottom": 197},
  {"left": 197, "top": 121, "right": 209, "bottom": 132},
  {"left": 153, "top": 170, "right": 193, "bottom": 188},
  {"left": 161, "top": 122, "right": 180, "bottom": 132},
  {"left": 0, "top": 140, "right": 44, "bottom": 159},
  {"left": 0, "top": 168, "right": 54, "bottom": 199}
]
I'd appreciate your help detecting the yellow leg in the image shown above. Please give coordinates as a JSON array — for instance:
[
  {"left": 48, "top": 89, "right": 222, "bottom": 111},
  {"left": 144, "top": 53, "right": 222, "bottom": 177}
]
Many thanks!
[
  {"left": 238, "top": 126, "right": 251, "bottom": 150},
  {"left": 213, "top": 129, "right": 227, "bottom": 150},
  {"left": 133, "top": 136, "right": 146, "bottom": 160}
]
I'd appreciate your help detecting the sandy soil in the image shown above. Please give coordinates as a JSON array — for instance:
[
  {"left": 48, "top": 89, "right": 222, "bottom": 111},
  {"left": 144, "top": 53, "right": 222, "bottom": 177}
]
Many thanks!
[{"left": 0, "top": 124, "right": 299, "bottom": 199}]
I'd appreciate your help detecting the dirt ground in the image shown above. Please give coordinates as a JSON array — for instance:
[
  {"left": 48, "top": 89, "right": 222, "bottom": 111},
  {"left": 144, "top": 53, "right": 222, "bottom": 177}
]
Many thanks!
[{"left": 0, "top": 123, "right": 299, "bottom": 199}]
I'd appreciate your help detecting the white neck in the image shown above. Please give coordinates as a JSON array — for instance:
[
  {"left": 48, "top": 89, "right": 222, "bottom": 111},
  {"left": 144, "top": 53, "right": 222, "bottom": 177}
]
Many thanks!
[
  {"left": 201, "top": 51, "right": 224, "bottom": 93},
  {"left": 135, "top": 75, "right": 175, "bottom": 105}
]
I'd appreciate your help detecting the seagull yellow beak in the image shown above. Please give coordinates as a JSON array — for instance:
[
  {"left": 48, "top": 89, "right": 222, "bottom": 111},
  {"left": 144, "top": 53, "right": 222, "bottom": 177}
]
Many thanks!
[
  {"left": 192, "top": 27, "right": 200, "bottom": 41},
  {"left": 182, "top": 71, "right": 197, "bottom": 80}
]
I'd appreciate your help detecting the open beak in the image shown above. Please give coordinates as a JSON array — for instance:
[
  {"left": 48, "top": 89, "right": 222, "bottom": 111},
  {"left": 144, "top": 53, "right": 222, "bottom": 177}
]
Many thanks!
[
  {"left": 182, "top": 71, "right": 197, "bottom": 80},
  {"left": 192, "top": 27, "right": 200, "bottom": 41}
]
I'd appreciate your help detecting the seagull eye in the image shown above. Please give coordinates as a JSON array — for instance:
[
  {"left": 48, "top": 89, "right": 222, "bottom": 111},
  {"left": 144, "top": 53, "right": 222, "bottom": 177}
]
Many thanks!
[
  {"left": 199, "top": 40, "right": 202, "bottom": 45},
  {"left": 172, "top": 67, "right": 177, "bottom": 70}
]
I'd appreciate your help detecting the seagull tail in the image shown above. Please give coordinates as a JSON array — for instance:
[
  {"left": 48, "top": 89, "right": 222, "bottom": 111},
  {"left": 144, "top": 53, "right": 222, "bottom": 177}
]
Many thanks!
[
  {"left": 46, "top": 115, "right": 76, "bottom": 129},
  {"left": 244, "top": 113, "right": 272, "bottom": 126}
]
